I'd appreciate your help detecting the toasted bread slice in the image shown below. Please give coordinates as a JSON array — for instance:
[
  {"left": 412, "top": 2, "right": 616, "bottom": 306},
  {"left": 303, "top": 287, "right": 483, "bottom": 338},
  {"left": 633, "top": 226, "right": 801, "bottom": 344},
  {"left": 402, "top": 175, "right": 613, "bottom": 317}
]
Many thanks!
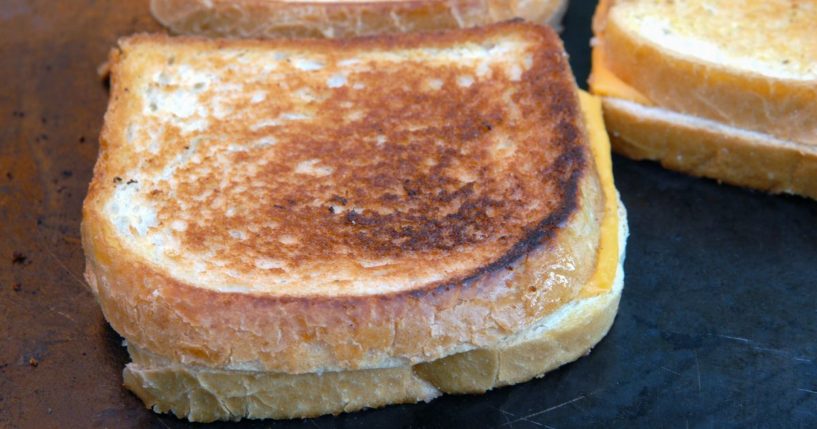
[
  {"left": 83, "top": 22, "right": 604, "bottom": 374},
  {"left": 592, "top": 0, "right": 817, "bottom": 145},
  {"left": 120, "top": 93, "right": 628, "bottom": 422},
  {"left": 601, "top": 98, "right": 817, "bottom": 200},
  {"left": 150, "top": 0, "right": 568, "bottom": 39},
  {"left": 589, "top": 0, "right": 817, "bottom": 198},
  {"left": 123, "top": 220, "right": 625, "bottom": 422}
]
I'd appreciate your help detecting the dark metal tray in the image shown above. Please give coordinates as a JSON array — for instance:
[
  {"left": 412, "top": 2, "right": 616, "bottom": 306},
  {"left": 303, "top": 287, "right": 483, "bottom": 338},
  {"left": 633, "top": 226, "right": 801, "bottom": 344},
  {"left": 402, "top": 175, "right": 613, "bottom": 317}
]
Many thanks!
[{"left": 2, "top": 1, "right": 815, "bottom": 427}]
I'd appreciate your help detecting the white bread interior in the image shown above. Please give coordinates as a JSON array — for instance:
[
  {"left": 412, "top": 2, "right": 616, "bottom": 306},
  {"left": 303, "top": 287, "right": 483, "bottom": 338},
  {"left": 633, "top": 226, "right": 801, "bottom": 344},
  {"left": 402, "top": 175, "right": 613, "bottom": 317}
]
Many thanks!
[
  {"left": 123, "top": 200, "right": 628, "bottom": 422},
  {"left": 602, "top": 97, "right": 817, "bottom": 200}
]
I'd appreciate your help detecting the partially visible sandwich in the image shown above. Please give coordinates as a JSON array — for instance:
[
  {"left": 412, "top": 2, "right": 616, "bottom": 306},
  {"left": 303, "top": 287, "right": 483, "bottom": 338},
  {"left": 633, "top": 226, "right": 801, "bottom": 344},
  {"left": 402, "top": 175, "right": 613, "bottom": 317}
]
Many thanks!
[
  {"left": 82, "top": 22, "right": 627, "bottom": 422},
  {"left": 150, "top": 0, "right": 569, "bottom": 38},
  {"left": 590, "top": 0, "right": 817, "bottom": 199}
]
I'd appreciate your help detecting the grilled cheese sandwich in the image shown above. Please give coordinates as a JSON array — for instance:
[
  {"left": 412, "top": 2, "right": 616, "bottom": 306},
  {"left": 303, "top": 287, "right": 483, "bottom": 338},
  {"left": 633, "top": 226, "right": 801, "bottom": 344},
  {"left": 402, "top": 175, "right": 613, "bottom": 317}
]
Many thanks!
[
  {"left": 590, "top": 0, "right": 817, "bottom": 199},
  {"left": 82, "top": 22, "right": 628, "bottom": 421}
]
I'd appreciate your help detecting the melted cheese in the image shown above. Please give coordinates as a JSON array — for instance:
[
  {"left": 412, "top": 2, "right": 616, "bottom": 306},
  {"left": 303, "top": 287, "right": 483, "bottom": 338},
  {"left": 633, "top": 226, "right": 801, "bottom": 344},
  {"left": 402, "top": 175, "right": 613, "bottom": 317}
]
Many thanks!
[
  {"left": 578, "top": 91, "right": 620, "bottom": 297},
  {"left": 589, "top": 47, "right": 652, "bottom": 106},
  {"left": 588, "top": 0, "right": 651, "bottom": 106}
]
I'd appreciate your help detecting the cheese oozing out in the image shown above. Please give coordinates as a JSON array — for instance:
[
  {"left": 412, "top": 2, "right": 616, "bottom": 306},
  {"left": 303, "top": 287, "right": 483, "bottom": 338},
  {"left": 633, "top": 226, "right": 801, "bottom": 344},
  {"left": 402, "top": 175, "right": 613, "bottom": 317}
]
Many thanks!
[
  {"left": 577, "top": 91, "right": 619, "bottom": 297},
  {"left": 589, "top": 46, "right": 652, "bottom": 105}
]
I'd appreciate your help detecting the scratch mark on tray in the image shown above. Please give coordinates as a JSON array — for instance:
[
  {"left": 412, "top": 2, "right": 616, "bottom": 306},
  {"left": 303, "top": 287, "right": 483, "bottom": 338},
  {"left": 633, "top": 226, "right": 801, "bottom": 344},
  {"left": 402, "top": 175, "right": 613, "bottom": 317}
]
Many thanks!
[
  {"left": 501, "top": 395, "right": 587, "bottom": 426},
  {"left": 752, "top": 346, "right": 812, "bottom": 362},
  {"left": 661, "top": 366, "right": 681, "bottom": 376},
  {"left": 489, "top": 406, "right": 515, "bottom": 426},
  {"left": 717, "top": 334, "right": 750, "bottom": 343},
  {"left": 35, "top": 230, "right": 86, "bottom": 289},
  {"left": 753, "top": 346, "right": 786, "bottom": 354},
  {"left": 693, "top": 351, "right": 701, "bottom": 392},
  {"left": 53, "top": 309, "right": 76, "bottom": 323},
  {"left": 752, "top": 346, "right": 797, "bottom": 356},
  {"left": 799, "top": 388, "right": 817, "bottom": 395},
  {"left": 717, "top": 333, "right": 811, "bottom": 362},
  {"left": 492, "top": 407, "right": 555, "bottom": 427}
]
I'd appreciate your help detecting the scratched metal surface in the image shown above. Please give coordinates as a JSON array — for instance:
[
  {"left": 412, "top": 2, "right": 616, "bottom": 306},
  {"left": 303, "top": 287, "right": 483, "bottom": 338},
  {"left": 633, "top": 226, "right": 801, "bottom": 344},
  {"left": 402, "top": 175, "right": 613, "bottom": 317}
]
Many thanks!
[{"left": 1, "top": 0, "right": 816, "bottom": 427}]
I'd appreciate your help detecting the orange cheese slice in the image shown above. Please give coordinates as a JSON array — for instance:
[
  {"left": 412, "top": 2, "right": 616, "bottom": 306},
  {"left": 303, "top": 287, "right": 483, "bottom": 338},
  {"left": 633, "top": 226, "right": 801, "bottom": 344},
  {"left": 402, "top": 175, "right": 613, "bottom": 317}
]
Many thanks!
[
  {"left": 578, "top": 91, "right": 621, "bottom": 297},
  {"left": 589, "top": 47, "right": 652, "bottom": 106}
]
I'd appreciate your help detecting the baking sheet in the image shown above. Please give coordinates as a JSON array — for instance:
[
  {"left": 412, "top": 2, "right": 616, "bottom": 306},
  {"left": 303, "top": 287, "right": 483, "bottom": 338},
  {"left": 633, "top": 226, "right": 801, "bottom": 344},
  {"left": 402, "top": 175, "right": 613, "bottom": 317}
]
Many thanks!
[{"left": 1, "top": 1, "right": 816, "bottom": 427}]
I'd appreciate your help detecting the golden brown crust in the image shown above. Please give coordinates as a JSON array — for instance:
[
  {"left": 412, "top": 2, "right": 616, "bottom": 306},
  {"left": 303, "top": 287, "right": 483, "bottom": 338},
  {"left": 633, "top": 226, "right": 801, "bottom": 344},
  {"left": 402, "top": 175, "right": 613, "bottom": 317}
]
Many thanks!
[
  {"left": 84, "top": 171, "right": 601, "bottom": 373},
  {"left": 82, "top": 23, "right": 604, "bottom": 373},
  {"left": 594, "top": 0, "right": 817, "bottom": 146},
  {"left": 149, "top": 0, "right": 568, "bottom": 39},
  {"left": 124, "top": 273, "right": 623, "bottom": 423},
  {"left": 602, "top": 97, "right": 817, "bottom": 200},
  {"left": 124, "top": 354, "right": 442, "bottom": 422},
  {"left": 91, "top": 24, "right": 590, "bottom": 296},
  {"left": 117, "top": 31, "right": 584, "bottom": 278},
  {"left": 122, "top": 207, "right": 626, "bottom": 422},
  {"left": 116, "top": 94, "right": 627, "bottom": 422}
]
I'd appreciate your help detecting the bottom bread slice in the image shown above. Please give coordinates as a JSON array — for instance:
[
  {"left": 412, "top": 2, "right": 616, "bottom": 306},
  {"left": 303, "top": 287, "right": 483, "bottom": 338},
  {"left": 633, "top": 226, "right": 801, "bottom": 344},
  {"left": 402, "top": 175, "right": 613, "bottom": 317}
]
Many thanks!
[
  {"left": 122, "top": 201, "right": 628, "bottom": 422},
  {"left": 602, "top": 97, "right": 817, "bottom": 200}
]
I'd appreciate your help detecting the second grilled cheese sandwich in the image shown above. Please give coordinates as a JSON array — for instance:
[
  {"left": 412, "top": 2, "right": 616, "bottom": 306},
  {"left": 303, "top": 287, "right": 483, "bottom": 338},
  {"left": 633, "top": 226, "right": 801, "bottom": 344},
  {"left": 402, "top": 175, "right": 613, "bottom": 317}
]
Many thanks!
[{"left": 590, "top": 0, "right": 817, "bottom": 199}]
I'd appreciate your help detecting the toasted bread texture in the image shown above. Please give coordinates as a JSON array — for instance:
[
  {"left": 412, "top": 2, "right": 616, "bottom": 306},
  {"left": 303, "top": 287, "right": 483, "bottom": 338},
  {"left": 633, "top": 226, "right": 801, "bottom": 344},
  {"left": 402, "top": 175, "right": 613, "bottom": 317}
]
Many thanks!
[
  {"left": 123, "top": 211, "right": 625, "bottom": 422},
  {"left": 150, "top": 0, "right": 568, "bottom": 39},
  {"left": 82, "top": 22, "right": 605, "bottom": 375},
  {"left": 592, "top": 0, "right": 816, "bottom": 146},
  {"left": 601, "top": 98, "right": 817, "bottom": 199},
  {"left": 590, "top": 0, "right": 817, "bottom": 198},
  {"left": 120, "top": 92, "right": 628, "bottom": 422}
]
